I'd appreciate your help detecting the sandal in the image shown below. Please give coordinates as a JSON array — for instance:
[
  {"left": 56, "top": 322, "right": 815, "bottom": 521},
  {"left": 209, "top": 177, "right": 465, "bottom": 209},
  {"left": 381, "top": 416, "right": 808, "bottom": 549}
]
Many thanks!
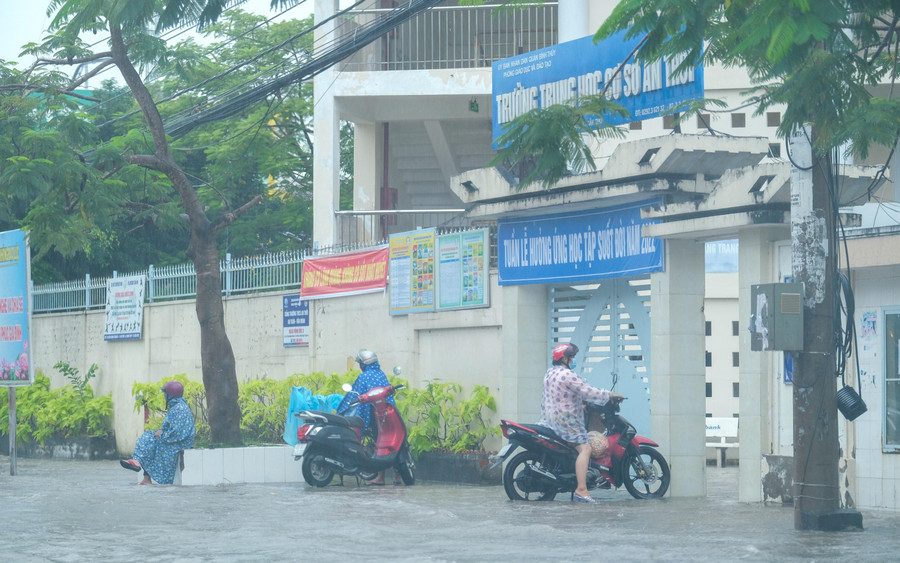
[
  {"left": 573, "top": 493, "right": 596, "bottom": 503},
  {"left": 120, "top": 459, "right": 142, "bottom": 472}
]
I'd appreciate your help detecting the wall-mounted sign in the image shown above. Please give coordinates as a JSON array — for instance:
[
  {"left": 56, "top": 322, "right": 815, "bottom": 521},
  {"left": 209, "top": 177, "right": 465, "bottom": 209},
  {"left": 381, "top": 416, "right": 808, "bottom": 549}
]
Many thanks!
[
  {"left": 498, "top": 202, "right": 664, "bottom": 285},
  {"left": 492, "top": 30, "right": 704, "bottom": 147},
  {"left": 389, "top": 230, "right": 436, "bottom": 315},
  {"left": 437, "top": 229, "right": 490, "bottom": 311},
  {"left": 104, "top": 275, "right": 146, "bottom": 341},
  {"left": 283, "top": 294, "right": 310, "bottom": 347},
  {"left": 0, "top": 229, "right": 33, "bottom": 386},
  {"left": 300, "top": 245, "right": 389, "bottom": 300}
]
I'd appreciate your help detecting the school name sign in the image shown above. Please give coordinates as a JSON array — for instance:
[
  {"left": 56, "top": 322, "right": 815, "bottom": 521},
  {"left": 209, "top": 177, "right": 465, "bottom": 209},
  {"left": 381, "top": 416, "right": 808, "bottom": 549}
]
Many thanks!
[{"left": 492, "top": 30, "right": 704, "bottom": 147}]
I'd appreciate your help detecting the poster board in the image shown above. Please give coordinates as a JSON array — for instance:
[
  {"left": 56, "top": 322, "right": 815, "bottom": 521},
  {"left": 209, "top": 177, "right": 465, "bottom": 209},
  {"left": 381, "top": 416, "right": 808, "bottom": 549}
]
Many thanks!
[
  {"left": 283, "top": 294, "right": 310, "bottom": 347},
  {"left": 0, "top": 229, "right": 33, "bottom": 386},
  {"left": 104, "top": 275, "right": 146, "bottom": 341},
  {"left": 389, "top": 229, "right": 436, "bottom": 315},
  {"left": 436, "top": 229, "right": 490, "bottom": 311}
]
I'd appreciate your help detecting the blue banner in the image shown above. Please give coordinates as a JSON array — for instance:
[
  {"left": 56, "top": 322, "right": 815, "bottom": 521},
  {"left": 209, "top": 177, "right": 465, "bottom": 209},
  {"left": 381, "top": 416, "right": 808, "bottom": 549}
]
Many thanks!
[
  {"left": 492, "top": 30, "right": 704, "bottom": 147},
  {"left": 0, "top": 229, "right": 32, "bottom": 385},
  {"left": 283, "top": 294, "right": 310, "bottom": 347},
  {"left": 498, "top": 203, "right": 664, "bottom": 285}
]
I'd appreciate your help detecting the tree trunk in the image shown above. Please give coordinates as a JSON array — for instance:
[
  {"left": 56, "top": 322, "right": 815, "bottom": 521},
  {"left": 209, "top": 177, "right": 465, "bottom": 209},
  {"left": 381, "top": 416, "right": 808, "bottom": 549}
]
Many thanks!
[{"left": 109, "top": 22, "right": 242, "bottom": 445}]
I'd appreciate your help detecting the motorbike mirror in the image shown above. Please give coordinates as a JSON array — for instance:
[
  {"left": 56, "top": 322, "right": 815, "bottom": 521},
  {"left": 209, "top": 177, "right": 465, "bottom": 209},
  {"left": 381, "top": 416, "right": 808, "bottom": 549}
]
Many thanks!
[
  {"left": 393, "top": 366, "right": 402, "bottom": 376},
  {"left": 342, "top": 383, "right": 352, "bottom": 393}
]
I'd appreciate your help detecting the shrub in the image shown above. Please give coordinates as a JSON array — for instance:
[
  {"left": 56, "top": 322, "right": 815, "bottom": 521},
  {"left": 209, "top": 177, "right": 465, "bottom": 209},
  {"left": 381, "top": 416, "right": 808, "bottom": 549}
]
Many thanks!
[
  {"left": 0, "top": 364, "right": 113, "bottom": 444},
  {"left": 398, "top": 380, "right": 500, "bottom": 455}
]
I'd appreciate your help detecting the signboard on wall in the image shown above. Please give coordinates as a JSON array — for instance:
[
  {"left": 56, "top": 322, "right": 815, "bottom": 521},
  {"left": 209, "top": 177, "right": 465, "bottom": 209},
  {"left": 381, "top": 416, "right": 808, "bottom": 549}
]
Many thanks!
[
  {"left": 104, "top": 275, "right": 146, "bottom": 341},
  {"left": 389, "top": 229, "right": 436, "bottom": 315},
  {"left": 497, "top": 202, "right": 664, "bottom": 285},
  {"left": 0, "top": 229, "right": 33, "bottom": 386},
  {"left": 300, "top": 245, "right": 389, "bottom": 300},
  {"left": 283, "top": 294, "right": 310, "bottom": 347},
  {"left": 492, "top": 30, "right": 704, "bottom": 147},
  {"left": 437, "top": 229, "right": 490, "bottom": 311}
]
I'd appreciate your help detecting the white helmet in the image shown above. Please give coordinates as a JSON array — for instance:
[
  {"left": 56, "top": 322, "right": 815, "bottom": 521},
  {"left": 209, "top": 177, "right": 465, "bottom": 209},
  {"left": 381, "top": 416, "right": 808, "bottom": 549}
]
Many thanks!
[{"left": 355, "top": 349, "right": 378, "bottom": 366}]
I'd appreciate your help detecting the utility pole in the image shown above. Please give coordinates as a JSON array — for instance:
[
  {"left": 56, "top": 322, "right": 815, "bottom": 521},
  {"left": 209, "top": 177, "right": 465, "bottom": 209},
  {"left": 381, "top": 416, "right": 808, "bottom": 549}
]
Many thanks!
[{"left": 788, "top": 127, "right": 861, "bottom": 530}]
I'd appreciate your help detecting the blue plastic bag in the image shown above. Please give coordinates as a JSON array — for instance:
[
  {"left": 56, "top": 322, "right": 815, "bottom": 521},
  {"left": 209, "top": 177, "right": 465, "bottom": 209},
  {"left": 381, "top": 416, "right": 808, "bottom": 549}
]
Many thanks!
[{"left": 282, "top": 387, "right": 347, "bottom": 445}]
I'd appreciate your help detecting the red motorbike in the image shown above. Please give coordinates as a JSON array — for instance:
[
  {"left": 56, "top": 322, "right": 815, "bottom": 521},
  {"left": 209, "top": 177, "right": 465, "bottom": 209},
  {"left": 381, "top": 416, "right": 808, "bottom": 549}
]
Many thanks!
[
  {"left": 492, "top": 397, "right": 670, "bottom": 500},
  {"left": 293, "top": 381, "right": 415, "bottom": 487}
]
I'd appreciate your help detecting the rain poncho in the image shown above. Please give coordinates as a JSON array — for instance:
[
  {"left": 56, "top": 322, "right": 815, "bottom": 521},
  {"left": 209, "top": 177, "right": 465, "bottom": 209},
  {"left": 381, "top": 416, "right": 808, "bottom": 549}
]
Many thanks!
[
  {"left": 133, "top": 397, "right": 195, "bottom": 484},
  {"left": 282, "top": 387, "right": 344, "bottom": 445},
  {"left": 336, "top": 362, "right": 394, "bottom": 431}
]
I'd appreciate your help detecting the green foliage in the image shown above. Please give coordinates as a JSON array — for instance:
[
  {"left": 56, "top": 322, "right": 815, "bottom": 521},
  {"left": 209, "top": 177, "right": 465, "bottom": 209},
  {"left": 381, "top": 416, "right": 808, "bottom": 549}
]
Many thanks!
[
  {"left": 0, "top": 371, "right": 113, "bottom": 445},
  {"left": 397, "top": 380, "right": 499, "bottom": 456},
  {"left": 127, "top": 370, "right": 500, "bottom": 453}
]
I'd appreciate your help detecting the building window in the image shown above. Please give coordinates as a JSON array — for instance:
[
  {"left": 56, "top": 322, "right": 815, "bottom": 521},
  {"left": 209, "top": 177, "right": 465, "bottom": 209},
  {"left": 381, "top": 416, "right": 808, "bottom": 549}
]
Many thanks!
[
  {"left": 663, "top": 114, "right": 677, "bottom": 130},
  {"left": 706, "top": 413, "right": 712, "bottom": 418},
  {"left": 767, "top": 112, "right": 781, "bottom": 127},
  {"left": 769, "top": 143, "right": 781, "bottom": 158},
  {"left": 731, "top": 113, "right": 746, "bottom": 128},
  {"left": 706, "top": 321, "right": 712, "bottom": 336},
  {"left": 629, "top": 120, "right": 643, "bottom": 130},
  {"left": 732, "top": 321, "right": 739, "bottom": 336},
  {"left": 706, "top": 351, "right": 712, "bottom": 367},
  {"left": 732, "top": 352, "right": 740, "bottom": 367},
  {"left": 883, "top": 311, "right": 900, "bottom": 448},
  {"left": 697, "top": 113, "right": 711, "bottom": 129},
  {"left": 706, "top": 382, "right": 712, "bottom": 397},
  {"left": 733, "top": 382, "right": 740, "bottom": 397}
]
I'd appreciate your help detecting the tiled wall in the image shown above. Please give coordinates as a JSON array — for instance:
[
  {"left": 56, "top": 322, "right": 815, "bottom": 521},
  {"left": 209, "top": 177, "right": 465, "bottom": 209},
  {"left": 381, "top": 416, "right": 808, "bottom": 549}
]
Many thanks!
[{"left": 180, "top": 446, "right": 303, "bottom": 486}]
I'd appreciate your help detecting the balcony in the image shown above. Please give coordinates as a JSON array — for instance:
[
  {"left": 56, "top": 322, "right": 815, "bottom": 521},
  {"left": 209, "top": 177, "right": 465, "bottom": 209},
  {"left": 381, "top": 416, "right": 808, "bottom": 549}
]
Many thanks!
[{"left": 339, "top": 1, "right": 558, "bottom": 72}]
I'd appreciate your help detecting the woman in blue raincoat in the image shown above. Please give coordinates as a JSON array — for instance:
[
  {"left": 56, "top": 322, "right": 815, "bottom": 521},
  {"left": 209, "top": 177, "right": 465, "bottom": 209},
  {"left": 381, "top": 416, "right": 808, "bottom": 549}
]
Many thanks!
[{"left": 120, "top": 381, "right": 195, "bottom": 485}]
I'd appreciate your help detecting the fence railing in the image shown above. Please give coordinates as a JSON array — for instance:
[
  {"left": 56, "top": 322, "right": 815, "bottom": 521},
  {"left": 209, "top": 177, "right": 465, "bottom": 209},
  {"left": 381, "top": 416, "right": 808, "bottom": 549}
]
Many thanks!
[
  {"left": 339, "top": 1, "right": 558, "bottom": 71},
  {"left": 31, "top": 221, "right": 497, "bottom": 314}
]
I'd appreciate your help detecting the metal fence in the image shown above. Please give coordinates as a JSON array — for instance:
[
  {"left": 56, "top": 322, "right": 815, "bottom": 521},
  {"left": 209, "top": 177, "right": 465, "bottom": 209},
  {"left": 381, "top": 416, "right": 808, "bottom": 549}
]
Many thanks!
[
  {"left": 31, "top": 224, "right": 497, "bottom": 314},
  {"left": 339, "top": 1, "right": 558, "bottom": 71}
]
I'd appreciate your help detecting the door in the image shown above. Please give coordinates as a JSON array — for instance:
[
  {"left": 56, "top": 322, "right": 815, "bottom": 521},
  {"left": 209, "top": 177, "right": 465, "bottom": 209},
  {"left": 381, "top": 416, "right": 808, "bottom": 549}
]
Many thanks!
[{"left": 549, "top": 276, "right": 652, "bottom": 432}]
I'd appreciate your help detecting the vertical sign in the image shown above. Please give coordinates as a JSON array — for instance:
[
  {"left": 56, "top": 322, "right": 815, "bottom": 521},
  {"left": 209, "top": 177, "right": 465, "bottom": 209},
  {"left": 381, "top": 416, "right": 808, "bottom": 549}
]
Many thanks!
[
  {"left": 389, "top": 229, "right": 436, "bottom": 315},
  {"left": 0, "top": 229, "right": 32, "bottom": 385},
  {"left": 437, "top": 229, "right": 490, "bottom": 311},
  {"left": 104, "top": 275, "right": 146, "bottom": 341},
  {"left": 283, "top": 294, "right": 310, "bottom": 347}
]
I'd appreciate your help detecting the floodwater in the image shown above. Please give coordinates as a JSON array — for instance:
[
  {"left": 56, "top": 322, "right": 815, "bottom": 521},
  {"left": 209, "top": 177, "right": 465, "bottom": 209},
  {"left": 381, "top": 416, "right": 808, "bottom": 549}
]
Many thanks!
[{"left": 1, "top": 457, "right": 898, "bottom": 562}]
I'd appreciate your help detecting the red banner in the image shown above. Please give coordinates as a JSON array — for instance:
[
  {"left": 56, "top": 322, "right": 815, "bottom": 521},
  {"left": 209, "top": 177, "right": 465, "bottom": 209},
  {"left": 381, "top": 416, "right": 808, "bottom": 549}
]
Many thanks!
[{"left": 300, "top": 245, "right": 389, "bottom": 299}]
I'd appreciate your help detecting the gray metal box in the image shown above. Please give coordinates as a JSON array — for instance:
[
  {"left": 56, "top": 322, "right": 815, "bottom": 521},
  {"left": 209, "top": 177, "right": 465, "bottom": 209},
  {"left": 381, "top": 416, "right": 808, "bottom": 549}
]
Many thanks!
[{"left": 750, "top": 283, "right": 804, "bottom": 351}]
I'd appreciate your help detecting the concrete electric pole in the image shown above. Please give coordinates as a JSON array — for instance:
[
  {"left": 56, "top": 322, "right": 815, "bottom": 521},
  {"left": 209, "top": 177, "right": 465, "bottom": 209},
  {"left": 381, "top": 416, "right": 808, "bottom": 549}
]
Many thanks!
[{"left": 788, "top": 126, "right": 861, "bottom": 530}]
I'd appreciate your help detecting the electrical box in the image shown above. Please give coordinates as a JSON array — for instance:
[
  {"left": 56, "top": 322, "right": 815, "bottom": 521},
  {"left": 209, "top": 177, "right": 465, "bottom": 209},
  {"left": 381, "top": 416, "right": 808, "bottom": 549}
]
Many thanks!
[{"left": 750, "top": 283, "right": 804, "bottom": 351}]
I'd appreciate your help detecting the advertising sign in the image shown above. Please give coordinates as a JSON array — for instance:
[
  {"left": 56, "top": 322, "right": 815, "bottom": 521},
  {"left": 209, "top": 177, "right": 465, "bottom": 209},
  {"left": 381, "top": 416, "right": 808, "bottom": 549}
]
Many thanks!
[
  {"left": 104, "top": 275, "right": 146, "bottom": 341},
  {"left": 498, "top": 202, "right": 664, "bottom": 285},
  {"left": 492, "top": 30, "right": 704, "bottom": 147},
  {"left": 389, "top": 230, "right": 436, "bottom": 315},
  {"left": 437, "top": 229, "right": 490, "bottom": 311},
  {"left": 300, "top": 245, "right": 389, "bottom": 299},
  {"left": 283, "top": 294, "right": 310, "bottom": 347},
  {"left": 0, "top": 229, "right": 33, "bottom": 386}
]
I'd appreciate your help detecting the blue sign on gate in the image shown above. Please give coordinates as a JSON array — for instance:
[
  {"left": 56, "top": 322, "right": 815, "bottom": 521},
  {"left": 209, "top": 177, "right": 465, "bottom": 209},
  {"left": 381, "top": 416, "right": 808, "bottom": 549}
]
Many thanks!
[
  {"left": 497, "top": 202, "right": 664, "bottom": 286},
  {"left": 492, "top": 30, "right": 704, "bottom": 147}
]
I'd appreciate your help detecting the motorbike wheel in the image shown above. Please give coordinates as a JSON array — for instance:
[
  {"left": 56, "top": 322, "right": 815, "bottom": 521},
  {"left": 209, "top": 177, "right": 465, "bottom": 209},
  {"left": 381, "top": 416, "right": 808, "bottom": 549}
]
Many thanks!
[
  {"left": 503, "top": 451, "right": 558, "bottom": 501},
  {"left": 301, "top": 449, "right": 335, "bottom": 487},
  {"left": 396, "top": 446, "right": 416, "bottom": 486},
  {"left": 622, "top": 445, "right": 670, "bottom": 499}
]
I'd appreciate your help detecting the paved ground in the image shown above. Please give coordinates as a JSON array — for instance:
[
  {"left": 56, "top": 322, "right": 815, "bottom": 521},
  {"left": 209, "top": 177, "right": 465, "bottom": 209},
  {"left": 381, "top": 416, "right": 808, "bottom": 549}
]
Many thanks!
[{"left": 2, "top": 456, "right": 898, "bottom": 562}]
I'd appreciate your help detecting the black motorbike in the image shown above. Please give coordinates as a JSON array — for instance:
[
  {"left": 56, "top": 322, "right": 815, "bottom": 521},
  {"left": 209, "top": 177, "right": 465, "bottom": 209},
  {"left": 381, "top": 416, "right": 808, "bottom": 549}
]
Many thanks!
[{"left": 492, "top": 397, "right": 670, "bottom": 500}]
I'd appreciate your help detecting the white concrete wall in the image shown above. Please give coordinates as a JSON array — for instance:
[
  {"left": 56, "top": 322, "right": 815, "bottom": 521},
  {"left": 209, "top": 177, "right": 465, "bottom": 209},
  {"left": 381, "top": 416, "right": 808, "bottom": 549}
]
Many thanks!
[
  {"left": 31, "top": 279, "right": 506, "bottom": 455},
  {"left": 846, "top": 267, "right": 900, "bottom": 511}
]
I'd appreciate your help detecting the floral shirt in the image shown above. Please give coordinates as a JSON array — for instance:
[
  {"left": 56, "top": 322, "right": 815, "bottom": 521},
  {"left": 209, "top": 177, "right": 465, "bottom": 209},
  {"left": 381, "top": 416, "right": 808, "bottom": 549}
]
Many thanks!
[
  {"left": 538, "top": 365, "right": 610, "bottom": 444},
  {"left": 133, "top": 397, "right": 195, "bottom": 484}
]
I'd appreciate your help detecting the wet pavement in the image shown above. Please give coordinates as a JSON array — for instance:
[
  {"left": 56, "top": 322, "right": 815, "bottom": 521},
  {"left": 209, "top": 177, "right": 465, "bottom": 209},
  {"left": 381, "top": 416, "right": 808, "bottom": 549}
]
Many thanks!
[{"left": 2, "top": 456, "right": 899, "bottom": 562}]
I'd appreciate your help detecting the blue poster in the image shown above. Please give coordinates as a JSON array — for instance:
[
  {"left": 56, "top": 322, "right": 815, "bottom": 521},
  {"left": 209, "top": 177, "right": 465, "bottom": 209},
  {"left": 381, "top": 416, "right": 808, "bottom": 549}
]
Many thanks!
[
  {"left": 492, "top": 30, "right": 704, "bottom": 147},
  {"left": 283, "top": 294, "right": 310, "bottom": 347},
  {"left": 0, "top": 229, "right": 33, "bottom": 385},
  {"left": 498, "top": 202, "right": 664, "bottom": 285}
]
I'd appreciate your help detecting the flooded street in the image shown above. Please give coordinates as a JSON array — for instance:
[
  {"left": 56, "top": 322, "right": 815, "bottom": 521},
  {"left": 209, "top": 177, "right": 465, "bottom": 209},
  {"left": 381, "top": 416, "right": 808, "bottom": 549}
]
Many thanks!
[{"left": 2, "top": 456, "right": 898, "bottom": 562}]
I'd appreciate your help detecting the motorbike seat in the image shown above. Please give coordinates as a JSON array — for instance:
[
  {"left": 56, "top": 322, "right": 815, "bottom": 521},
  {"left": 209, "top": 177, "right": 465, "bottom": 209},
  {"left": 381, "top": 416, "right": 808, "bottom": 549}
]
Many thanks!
[
  {"left": 304, "top": 410, "right": 366, "bottom": 428},
  {"left": 520, "top": 423, "right": 561, "bottom": 441}
]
